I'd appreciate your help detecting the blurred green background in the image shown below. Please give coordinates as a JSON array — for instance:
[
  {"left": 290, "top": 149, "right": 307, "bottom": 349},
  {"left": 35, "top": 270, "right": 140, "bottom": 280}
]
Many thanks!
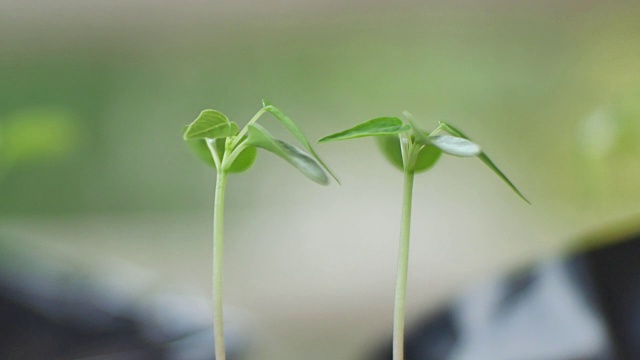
[{"left": 1, "top": 1, "right": 639, "bottom": 359}]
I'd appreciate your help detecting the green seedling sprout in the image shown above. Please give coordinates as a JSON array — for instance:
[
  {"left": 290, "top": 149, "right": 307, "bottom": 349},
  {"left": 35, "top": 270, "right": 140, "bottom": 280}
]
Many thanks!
[
  {"left": 183, "top": 100, "right": 336, "bottom": 360},
  {"left": 319, "top": 112, "right": 528, "bottom": 360}
]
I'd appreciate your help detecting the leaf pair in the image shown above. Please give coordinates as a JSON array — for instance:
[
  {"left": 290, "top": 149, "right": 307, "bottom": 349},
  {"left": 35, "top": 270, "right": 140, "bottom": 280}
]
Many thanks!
[
  {"left": 319, "top": 116, "right": 480, "bottom": 157},
  {"left": 183, "top": 101, "right": 334, "bottom": 185},
  {"left": 319, "top": 115, "right": 529, "bottom": 203},
  {"left": 319, "top": 116, "right": 450, "bottom": 173}
]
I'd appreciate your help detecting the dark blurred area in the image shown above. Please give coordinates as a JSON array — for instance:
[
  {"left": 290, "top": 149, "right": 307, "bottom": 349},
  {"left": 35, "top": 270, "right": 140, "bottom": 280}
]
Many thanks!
[
  {"left": 4, "top": 220, "right": 640, "bottom": 359},
  {"left": 371, "top": 220, "right": 640, "bottom": 360},
  {"left": 1, "top": 1, "right": 639, "bottom": 359},
  {"left": 0, "top": 233, "right": 247, "bottom": 360}
]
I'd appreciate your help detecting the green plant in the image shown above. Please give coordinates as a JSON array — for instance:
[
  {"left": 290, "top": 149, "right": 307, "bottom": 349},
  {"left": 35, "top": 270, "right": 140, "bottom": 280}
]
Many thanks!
[
  {"left": 182, "top": 100, "right": 335, "bottom": 360},
  {"left": 319, "top": 112, "right": 528, "bottom": 360}
]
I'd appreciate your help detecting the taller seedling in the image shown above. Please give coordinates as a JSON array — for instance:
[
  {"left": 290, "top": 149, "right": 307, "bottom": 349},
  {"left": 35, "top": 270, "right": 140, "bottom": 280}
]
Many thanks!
[
  {"left": 183, "top": 100, "right": 335, "bottom": 360},
  {"left": 319, "top": 112, "right": 528, "bottom": 360}
]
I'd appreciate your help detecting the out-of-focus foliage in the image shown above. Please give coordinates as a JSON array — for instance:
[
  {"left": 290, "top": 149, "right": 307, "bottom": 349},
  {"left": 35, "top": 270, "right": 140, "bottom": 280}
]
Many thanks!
[
  {"left": 0, "top": 1, "right": 638, "bottom": 219},
  {"left": 0, "top": 108, "right": 79, "bottom": 168},
  {"left": 575, "top": 88, "right": 640, "bottom": 206}
]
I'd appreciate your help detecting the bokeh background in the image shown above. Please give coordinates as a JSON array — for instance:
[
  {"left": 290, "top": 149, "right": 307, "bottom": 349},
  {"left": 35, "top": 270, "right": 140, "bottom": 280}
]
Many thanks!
[{"left": 1, "top": 1, "right": 639, "bottom": 359}]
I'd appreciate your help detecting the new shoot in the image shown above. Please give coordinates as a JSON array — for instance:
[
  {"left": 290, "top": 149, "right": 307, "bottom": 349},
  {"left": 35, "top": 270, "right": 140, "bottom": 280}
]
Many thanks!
[
  {"left": 319, "top": 112, "right": 528, "bottom": 360},
  {"left": 183, "top": 100, "right": 335, "bottom": 360}
]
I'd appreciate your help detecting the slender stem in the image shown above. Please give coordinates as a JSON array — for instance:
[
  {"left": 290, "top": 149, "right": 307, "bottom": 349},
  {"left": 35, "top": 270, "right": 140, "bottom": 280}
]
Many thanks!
[
  {"left": 213, "top": 169, "right": 228, "bottom": 360},
  {"left": 224, "top": 140, "right": 248, "bottom": 168},
  {"left": 207, "top": 139, "right": 222, "bottom": 169},
  {"left": 399, "top": 133, "right": 411, "bottom": 166},
  {"left": 231, "top": 107, "right": 267, "bottom": 148},
  {"left": 429, "top": 123, "right": 444, "bottom": 136},
  {"left": 393, "top": 169, "right": 415, "bottom": 360}
]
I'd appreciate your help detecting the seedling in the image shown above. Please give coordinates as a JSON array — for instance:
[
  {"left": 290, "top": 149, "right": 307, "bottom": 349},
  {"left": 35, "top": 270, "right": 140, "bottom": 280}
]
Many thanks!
[
  {"left": 319, "top": 112, "right": 528, "bottom": 360},
  {"left": 183, "top": 100, "right": 335, "bottom": 360}
]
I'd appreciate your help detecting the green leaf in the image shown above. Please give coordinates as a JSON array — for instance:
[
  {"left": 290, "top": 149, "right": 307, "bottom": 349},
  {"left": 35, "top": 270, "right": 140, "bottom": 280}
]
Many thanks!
[
  {"left": 229, "top": 146, "right": 258, "bottom": 173},
  {"left": 426, "top": 135, "right": 481, "bottom": 157},
  {"left": 182, "top": 126, "right": 256, "bottom": 173},
  {"left": 229, "top": 122, "right": 239, "bottom": 135},
  {"left": 183, "top": 110, "right": 238, "bottom": 140},
  {"left": 414, "top": 144, "right": 443, "bottom": 172},
  {"left": 440, "top": 121, "right": 530, "bottom": 204},
  {"left": 262, "top": 100, "right": 338, "bottom": 183},
  {"left": 318, "top": 117, "right": 410, "bottom": 142},
  {"left": 376, "top": 135, "right": 442, "bottom": 173},
  {"left": 183, "top": 124, "right": 216, "bottom": 168},
  {"left": 215, "top": 139, "right": 257, "bottom": 173},
  {"left": 185, "top": 138, "right": 216, "bottom": 168},
  {"left": 246, "top": 123, "right": 329, "bottom": 185},
  {"left": 376, "top": 135, "right": 404, "bottom": 171}
]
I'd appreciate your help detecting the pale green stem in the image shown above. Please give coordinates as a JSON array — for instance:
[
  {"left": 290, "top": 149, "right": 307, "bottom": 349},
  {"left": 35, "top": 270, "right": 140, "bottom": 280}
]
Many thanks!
[
  {"left": 393, "top": 168, "right": 415, "bottom": 360},
  {"left": 231, "top": 107, "right": 267, "bottom": 148},
  {"left": 429, "top": 123, "right": 444, "bottom": 136},
  {"left": 224, "top": 140, "right": 248, "bottom": 167},
  {"left": 207, "top": 140, "right": 222, "bottom": 169},
  {"left": 213, "top": 169, "right": 228, "bottom": 360}
]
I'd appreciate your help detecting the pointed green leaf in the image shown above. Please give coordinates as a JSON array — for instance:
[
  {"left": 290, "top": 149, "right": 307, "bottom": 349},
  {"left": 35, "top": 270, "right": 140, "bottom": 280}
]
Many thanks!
[
  {"left": 376, "top": 135, "right": 442, "bottom": 173},
  {"left": 440, "top": 121, "right": 530, "bottom": 203},
  {"left": 246, "top": 124, "right": 328, "bottom": 185},
  {"left": 426, "top": 135, "right": 481, "bottom": 157},
  {"left": 183, "top": 110, "right": 238, "bottom": 140},
  {"left": 262, "top": 101, "right": 338, "bottom": 183},
  {"left": 318, "top": 117, "right": 410, "bottom": 142}
]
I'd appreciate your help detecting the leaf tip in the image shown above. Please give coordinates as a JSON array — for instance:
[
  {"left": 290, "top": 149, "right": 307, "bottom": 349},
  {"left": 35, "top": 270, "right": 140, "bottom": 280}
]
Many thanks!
[{"left": 519, "top": 193, "right": 532, "bottom": 205}]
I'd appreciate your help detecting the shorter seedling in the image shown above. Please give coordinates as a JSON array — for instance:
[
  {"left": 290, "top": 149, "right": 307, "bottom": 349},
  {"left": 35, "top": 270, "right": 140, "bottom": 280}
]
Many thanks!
[
  {"left": 183, "top": 100, "right": 335, "bottom": 360},
  {"left": 319, "top": 112, "right": 528, "bottom": 360}
]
